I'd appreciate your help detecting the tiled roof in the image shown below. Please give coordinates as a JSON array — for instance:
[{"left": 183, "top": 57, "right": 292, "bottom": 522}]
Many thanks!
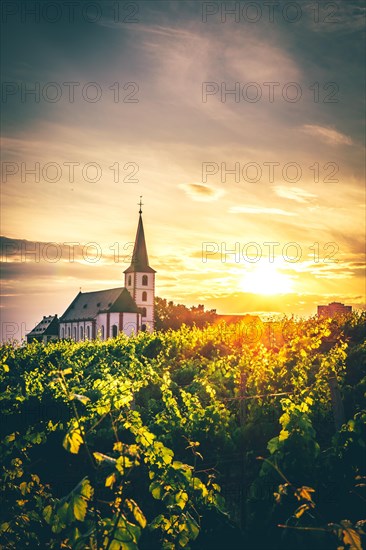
[
  {"left": 60, "top": 288, "right": 139, "bottom": 322},
  {"left": 27, "top": 315, "right": 59, "bottom": 337}
]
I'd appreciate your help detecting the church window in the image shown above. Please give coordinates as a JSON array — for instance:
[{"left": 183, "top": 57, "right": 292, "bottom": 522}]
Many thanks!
[
  {"left": 128, "top": 275, "right": 132, "bottom": 286},
  {"left": 112, "top": 325, "right": 118, "bottom": 338},
  {"left": 73, "top": 327, "right": 77, "bottom": 340},
  {"left": 80, "top": 326, "right": 84, "bottom": 340},
  {"left": 100, "top": 325, "right": 104, "bottom": 339},
  {"left": 67, "top": 326, "right": 71, "bottom": 337},
  {"left": 61, "top": 327, "right": 64, "bottom": 338},
  {"left": 142, "top": 275, "right": 148, "bottom": 286},
  {"left": 142, "top": 307, "right": 147, "bottom": 317},
  {"left": 142, "top": 291, "right": 147, "bottom": 302},
  {"left": 86, "top": 326, "right": 90, "bottom": 339}
]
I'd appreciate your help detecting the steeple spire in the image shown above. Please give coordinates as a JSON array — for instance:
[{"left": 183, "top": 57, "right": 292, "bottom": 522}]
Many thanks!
[{"left": 124, "top": 200, "right": 156, "bottom": 274}]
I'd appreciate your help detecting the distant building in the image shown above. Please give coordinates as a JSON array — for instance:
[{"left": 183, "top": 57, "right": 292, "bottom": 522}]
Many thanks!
[
  {"left": 59, "top": 204, "right": 156, "bottom": 341},
  {"left": 317, "top": 302, "right": 352, "bottom": 318},
  {"left": 27, "top": 201, "right": 156, "bottom": 343},
  {"left": 26, "top": 315, "right": 59, "bottom": 344}
]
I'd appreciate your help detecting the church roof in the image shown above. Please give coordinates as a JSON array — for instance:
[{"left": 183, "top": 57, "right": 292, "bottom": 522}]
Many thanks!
[
  {"left": 124, "top": 214, "right": 156, "bottom": 274},
  {"left": 60, "top": 287, "right": 140, "bottom": 322},
  {"left": 27, "top": 315, "right": 59, "bottom": 338}
]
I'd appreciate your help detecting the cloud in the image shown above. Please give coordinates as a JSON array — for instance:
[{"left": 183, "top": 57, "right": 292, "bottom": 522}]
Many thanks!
[
  {"left": 301, "top": 125, "right": 353, "bottom": 145},
  {"left": 179, "top": 183, "right": 224, "bottom": 202},
  {"left": 229, "top": 206, "right": 296, "bottom": 217},
  {"left": 274, "top": 186, "right": 317, "bottom": 203}
]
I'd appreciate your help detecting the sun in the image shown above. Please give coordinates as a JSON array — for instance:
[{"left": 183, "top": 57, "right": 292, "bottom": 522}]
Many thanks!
[{"left": 239, "top": 264, "right": 294, "bottom": 295}]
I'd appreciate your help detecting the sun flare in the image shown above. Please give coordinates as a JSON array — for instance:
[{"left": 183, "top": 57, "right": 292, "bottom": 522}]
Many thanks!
[{"left": 239, "top": 265, "right": 294, "bottom": 295}]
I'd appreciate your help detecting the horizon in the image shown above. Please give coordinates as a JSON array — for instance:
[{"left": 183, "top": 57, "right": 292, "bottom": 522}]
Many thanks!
[{"left": 1, "top": 0, "right": 365, "bottom": 342}]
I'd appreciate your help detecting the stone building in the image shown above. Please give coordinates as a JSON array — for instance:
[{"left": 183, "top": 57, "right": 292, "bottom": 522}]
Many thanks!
[
  {"left": 28, "top": 203, "right": 156, "bottom": 343},
  {"left": 317, "top": 302, "right": 352, "bottom": 318},
  {"left": 26, "top": 315, "right": 59, "bottom": 344}
]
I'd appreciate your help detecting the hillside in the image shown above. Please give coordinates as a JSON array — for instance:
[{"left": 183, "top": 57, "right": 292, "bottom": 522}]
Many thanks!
[{"left": 1, "top": 313, "right": 365, "bottom": 549}]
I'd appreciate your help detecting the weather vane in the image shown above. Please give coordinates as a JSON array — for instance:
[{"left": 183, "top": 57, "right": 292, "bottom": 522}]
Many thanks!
[{"left": 138, "top": 195, "right": 143, "bottom": 214}]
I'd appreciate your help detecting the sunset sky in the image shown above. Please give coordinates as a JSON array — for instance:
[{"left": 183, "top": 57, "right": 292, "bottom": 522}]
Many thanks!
[{"left": 1, "top": 0, "right": 365, "bottom": 341}]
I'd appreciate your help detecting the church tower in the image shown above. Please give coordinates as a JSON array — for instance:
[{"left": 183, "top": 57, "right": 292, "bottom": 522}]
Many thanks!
[{"left": 124, "top": 199, "right": 156, "bottom": 332}]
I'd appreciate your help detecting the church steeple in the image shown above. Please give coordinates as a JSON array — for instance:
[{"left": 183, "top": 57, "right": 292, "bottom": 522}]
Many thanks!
[
  {"left": 124, "top": 198, "right": 156, "bottom": 332},
  {"left": 124, "top": 197, "right": 156, "bottom": 274}
]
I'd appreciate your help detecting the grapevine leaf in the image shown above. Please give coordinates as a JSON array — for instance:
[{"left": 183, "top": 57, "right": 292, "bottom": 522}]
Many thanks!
[
  {"left": 71, "top": 495, "right": 87, "bottom": 522},
  {"left": 185, "top": 513, "right": 200, "bottom": 540},
  {"left": 175, "top": 490, "right": 189, "bottom": 510},
  {"left": 63, "top": 427, "right": 83, "bottom": 454},
  {"left": 341, "top": 521, "right": 362, "bottom": 550},
  {"left": 279, "top": 430, "right": 290, "bottom": 442},
  {"left": 79, "top": 478, "right": 93, "bottom": 499},
  {"left": 267, "top": 437, "right": 279, "bottom": 454},
  {"left": 106, "top": 473, "right": 116, "bottom": 488},
  {"left": 125, "top": 499, "right": 147, "bottom": 528},
  {"left": 137, "top": 428, "right": 155, "bottom": 447},
  {"left": 150, "top": 481, "right": 162, "bottom": 500},
  {"left": 294, "top": 504, "right": 310, "bottom": 518},
  {"left": 296, "top": 486, "right": 315, "bottom": 502},
  {"left": 62, "top": 368, "right": 73, "bottom": 375},
  {"left": 43, "top": 505, "right": 53, "bottom": 524}
]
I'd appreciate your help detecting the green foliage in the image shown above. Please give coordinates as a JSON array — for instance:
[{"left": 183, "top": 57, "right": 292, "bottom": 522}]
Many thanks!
[
  {"left": 154, "top": 297, "right": 217, "bottom": 331},
  {"left": 0, "top": 312, "right": 365, "bottom": 549}
]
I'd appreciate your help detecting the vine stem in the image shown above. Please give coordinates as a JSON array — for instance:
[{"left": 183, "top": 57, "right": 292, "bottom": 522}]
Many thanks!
[
  {"left": 256, "top": 456, "right": 291, "bottom": 485},
  {"left": 105, "top": 499, "right": 123, "bottom": 550}
]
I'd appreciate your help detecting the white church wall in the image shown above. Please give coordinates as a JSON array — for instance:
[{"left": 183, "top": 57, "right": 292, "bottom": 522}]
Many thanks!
[
  {"left": 135, "top": 273, "right": 150, "bottom": 287},
  {"left": 96, "top": 313, "right": 107, "bottom": 340},
  {"left": 123, "top": 313, "right": 140, "bottom": 336},
  {"left": 59, "top": 323, "right": 66, "bottom": 338},
  {"left": 133, "top": 272, "right": 155, "bottom": 332},
  {"left": 59, "top": 321, "right": 94, "bottom": 341},
  {"left": 109, "top": 312, "right": 120, "bottom": 338},
  {"left": 84, "top": 321, "right": 93, "bottom": 340}
]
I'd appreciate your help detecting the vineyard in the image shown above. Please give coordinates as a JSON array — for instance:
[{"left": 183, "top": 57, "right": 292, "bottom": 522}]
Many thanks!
[{"left": 0, "top": 313, "right": 365, "bottom": 549}]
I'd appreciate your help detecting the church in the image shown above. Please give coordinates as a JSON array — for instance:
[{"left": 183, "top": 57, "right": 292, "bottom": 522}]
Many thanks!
[{"left": 27, "top": 202, "right": 156, "bottom": 343}]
